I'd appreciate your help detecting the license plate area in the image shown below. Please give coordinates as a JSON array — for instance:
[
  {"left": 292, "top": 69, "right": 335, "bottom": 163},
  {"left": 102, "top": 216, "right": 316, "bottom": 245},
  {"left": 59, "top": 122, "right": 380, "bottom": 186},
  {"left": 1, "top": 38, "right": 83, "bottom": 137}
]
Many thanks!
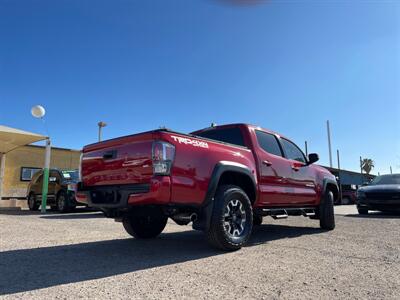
[{"left": 90, "top": 190, "right": 121, "bottom": 204}]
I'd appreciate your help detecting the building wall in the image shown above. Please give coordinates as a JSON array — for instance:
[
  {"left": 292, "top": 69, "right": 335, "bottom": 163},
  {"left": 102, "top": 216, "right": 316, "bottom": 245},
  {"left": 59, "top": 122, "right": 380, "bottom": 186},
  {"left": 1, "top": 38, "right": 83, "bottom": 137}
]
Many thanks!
[
  {"left": 325, "top": 166, "right": 375, "bottom": 186},
  {"left": 2, "top": 145, "right": 81, "bottom": 198}
]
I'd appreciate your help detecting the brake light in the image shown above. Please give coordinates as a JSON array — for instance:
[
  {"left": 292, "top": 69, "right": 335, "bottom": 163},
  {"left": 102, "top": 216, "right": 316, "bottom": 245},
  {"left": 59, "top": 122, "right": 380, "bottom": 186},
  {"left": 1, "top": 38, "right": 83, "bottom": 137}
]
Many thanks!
[{"left": 152, "top": 141, "right": 175, "bottom": 175}]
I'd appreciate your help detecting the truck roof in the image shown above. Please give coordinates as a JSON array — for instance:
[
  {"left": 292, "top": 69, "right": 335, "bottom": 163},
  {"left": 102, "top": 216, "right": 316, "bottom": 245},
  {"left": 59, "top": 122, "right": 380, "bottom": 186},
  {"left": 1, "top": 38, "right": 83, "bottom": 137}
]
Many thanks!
[{"left": 191, "top": 123, "right": 288, "bottom": 140}]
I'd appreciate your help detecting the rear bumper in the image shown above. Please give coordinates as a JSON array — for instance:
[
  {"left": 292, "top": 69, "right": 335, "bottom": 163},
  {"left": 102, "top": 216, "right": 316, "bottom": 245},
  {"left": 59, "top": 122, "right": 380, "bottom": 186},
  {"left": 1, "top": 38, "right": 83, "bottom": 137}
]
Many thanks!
[{"left": 76, "top": 176, "right": 171, "bottom": 208}]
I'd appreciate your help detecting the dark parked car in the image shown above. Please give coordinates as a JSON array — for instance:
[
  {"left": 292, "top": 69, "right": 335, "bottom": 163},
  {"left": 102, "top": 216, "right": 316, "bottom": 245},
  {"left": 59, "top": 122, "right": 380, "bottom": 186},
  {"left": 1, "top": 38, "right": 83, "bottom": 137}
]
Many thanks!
[
  {"left": 27, "top": 169, "right": 83, "bottom": 212},
  {"left": 356, "top": 174, "right": 400, "bottom": 214},
  {"left": 341, "top": 185, "right": 357, "bottom": 205}
]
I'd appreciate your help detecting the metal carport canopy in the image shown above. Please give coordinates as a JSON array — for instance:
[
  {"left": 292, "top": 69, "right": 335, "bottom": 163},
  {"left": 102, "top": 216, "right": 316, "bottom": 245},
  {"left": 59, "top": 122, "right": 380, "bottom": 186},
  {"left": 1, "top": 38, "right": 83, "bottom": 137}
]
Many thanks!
[
  {"left": 0, "top": 125, "right": 46, "bottom": 153},
  {"left": 0, "top": 125, "right": 47, "bottom": 201}
]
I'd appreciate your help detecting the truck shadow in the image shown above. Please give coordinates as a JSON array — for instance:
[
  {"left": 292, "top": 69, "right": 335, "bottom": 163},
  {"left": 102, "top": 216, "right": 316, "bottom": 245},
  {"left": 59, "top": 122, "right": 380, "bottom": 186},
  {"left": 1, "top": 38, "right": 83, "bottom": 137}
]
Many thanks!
[
  {"left": 0, "top": 208, "right": 99, "bottom": 218},
  {"left": 0, "top": 224, "right": 322, "bottom": 295},
  {"left": 40, "top": 211, "right": 104, "bottom": 219},
  {"left": 249, "top": 224, "right": 324, "bottom": 246},
  {"left": 0, "top": 210, "right": 41, "bottom": 216}
]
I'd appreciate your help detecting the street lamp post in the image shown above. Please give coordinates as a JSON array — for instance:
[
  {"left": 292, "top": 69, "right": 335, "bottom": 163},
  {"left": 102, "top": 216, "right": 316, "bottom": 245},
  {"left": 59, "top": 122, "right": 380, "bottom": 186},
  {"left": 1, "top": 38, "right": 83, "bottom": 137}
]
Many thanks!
[
  {"left": 31, "top": 105, "right": 51, "bottom": 213},
  {"left": 98, "top": 121, "right": 107, "bottom": 142},
  {"left": 41, "top": 138, "right": 51, "bottom": 213},
  {"left": 326, "top": 120, "right": 333, "bottom": 168}
]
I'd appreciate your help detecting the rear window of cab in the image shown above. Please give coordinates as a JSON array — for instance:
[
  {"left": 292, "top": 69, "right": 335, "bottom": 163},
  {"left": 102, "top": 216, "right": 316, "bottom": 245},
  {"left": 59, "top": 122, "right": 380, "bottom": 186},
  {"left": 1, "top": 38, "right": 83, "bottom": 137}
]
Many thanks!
[{"left": 194, "top": 127, "right": 245, "bottom": 147}]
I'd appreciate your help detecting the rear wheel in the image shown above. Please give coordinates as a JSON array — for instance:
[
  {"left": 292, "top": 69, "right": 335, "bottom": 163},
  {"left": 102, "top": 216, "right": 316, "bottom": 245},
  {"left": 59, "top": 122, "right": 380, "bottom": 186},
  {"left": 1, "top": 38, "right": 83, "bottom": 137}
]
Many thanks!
[
  {"left": 28, "top": 193, "right": 39, "bottom": 211},
  {"left": 206, "top": 185, "right": 253, "bottom": 251},
  {"left": 123, "top": 209, "right": 168, "bottom": 239},
  {"left": 57, "top": 191, "right": 70, "bottom": 213},
  {"left": 319, "top": 190, "right": 335, "bottom": 230}
]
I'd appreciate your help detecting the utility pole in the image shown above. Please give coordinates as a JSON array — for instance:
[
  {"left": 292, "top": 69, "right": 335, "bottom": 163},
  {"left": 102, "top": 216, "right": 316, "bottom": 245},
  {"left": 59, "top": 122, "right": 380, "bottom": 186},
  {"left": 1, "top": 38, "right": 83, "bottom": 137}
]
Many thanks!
[
  {"left": 98, "top": 121, "right": 107, "bottom": 142},
  {"left": 305, "top": 141, "right": 308, "bottom": 157},
  {"left": 327, "top": 120, "right": 333, "bottom": 168},
  {"left": 337, "top": 149, "right": 342, "bottom": 203},
  {"left": 390, "top": 166, "right": 393, "bottom": 174},
  {"left": 360, "top": 156, "right": 363, "bottom": 184}
]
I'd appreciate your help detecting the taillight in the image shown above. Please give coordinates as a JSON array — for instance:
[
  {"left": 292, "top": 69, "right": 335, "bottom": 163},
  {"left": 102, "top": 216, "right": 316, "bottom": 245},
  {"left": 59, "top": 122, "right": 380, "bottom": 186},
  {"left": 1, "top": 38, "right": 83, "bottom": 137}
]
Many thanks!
[{"left": 152, "top": 141, "right": 175, "bottom": 175}]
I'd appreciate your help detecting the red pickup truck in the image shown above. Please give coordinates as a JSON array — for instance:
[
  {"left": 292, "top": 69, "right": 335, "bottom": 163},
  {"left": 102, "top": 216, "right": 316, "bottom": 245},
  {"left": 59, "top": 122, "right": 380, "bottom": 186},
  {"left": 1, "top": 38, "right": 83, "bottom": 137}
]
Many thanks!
[{"left": 77, "top": 124, "right": 338, "bottom": 250}]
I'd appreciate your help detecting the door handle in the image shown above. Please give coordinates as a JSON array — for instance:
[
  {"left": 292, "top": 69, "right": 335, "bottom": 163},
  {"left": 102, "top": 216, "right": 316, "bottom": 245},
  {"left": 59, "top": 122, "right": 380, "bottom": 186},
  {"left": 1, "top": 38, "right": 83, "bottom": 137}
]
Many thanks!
[
  {"left": 292, "top": 165, "right": 299, "bottom": 171},
  {"left": 263, "top": 160, "right": 272, "bottom": 166}
]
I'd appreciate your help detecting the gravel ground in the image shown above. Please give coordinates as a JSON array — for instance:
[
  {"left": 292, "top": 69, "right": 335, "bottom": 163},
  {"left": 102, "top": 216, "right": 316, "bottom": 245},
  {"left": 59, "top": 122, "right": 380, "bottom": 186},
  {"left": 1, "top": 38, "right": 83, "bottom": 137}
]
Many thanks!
[{"left": 0, "top": 205, "right": 399, "bottom": 299}]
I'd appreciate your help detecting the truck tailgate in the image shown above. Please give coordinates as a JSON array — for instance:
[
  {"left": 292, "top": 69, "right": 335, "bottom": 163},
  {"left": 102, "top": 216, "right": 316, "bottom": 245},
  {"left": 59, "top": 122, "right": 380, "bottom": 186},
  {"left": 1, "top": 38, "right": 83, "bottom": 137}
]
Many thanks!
[{"left": 81, "top": 133, "right": 155, "bottom": 187}]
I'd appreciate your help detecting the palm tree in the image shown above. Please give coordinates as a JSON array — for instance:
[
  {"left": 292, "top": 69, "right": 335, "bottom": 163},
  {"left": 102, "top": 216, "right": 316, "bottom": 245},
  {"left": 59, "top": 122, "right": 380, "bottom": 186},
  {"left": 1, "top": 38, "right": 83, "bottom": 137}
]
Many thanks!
[{"left": 361, "top": 158, "right": 375, "bottom": 174}]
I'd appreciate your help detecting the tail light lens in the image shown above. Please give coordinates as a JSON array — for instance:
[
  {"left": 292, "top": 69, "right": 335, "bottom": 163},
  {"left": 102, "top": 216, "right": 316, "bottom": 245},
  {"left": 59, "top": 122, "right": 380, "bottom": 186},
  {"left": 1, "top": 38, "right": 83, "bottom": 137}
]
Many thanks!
[{"left": 152, "top": 141, "right": 175, "bottom": 175}]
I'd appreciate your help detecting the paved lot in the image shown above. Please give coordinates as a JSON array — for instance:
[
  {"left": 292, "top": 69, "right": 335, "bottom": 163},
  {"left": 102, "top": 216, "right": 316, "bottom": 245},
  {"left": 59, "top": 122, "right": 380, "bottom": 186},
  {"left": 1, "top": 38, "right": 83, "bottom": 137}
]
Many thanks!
[{"left": 0, "top": 205, "right": 399, "bottom": 299}]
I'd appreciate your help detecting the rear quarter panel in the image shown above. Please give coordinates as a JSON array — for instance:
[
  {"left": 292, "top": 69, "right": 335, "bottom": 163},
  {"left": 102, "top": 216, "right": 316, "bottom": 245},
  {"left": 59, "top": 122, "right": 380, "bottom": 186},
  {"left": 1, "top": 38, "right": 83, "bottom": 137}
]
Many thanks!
[{"left": 159, "top": 132, "right": 257, "bottom": 205}]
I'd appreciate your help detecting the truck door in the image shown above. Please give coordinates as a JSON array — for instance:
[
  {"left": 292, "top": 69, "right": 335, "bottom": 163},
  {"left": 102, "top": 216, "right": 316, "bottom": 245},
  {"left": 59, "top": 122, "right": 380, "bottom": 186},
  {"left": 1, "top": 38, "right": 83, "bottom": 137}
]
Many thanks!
[
  {"left": 254, "top": 130, "right": 294, "bottom": 206},
  {"left": 279, "top": 138, "right": 317, "bottom": 205}
]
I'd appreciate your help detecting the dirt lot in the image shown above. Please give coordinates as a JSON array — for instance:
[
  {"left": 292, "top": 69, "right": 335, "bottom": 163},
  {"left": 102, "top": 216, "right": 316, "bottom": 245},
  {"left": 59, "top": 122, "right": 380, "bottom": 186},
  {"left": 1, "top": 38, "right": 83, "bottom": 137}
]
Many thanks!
[{"left": 0, "top": 205, "right": 399, "bottom": 299}]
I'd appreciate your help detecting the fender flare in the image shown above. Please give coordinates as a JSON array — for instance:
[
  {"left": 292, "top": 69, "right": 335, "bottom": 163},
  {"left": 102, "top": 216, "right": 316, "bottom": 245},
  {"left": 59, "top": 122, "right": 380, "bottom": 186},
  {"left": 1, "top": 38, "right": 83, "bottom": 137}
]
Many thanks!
[
  {"left": 322, "top": 177, "right": 339, "bottom": 201},
  {"left": 194, "top": 161, "right": 257, "bottom": 231}
]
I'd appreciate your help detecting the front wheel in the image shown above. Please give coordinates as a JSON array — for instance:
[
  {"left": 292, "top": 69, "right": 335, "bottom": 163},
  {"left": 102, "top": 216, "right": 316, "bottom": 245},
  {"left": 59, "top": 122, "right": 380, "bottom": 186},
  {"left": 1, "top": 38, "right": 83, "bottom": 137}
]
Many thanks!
[
  {"left": 28, "top": 193, "right": 39, "bottom": 211},
  {"left": 206, "top": 185, "right": 253, "bottom": 251},
  {"left": 123, "top": 209, "right": 168, "bottom": 239},
  {"left": 319, "top": 190, "right": 335, "bottom": 230}
]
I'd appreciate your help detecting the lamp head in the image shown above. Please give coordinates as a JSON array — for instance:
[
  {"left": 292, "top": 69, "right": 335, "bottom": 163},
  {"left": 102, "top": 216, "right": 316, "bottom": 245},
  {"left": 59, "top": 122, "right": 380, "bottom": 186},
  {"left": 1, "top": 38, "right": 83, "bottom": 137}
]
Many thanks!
[{"left": 31, "top": 105, "right": 46, "bottom": 118}]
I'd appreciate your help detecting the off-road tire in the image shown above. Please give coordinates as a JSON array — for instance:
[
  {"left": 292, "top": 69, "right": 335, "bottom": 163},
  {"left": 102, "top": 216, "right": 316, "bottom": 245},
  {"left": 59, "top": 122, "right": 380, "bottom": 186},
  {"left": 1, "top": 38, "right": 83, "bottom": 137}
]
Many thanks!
[
  {"left": 206, "top": 185, "right": 253, "bottom": 251},
  {"left": 28, "top": 193, "right": 39, "bottom": 211},
  {"left": 122, "top": 210, "right": 168, "bottom": 239},
  {"left": 320, "top": 190, "right": 335, "bottom": 230},
  {"left": 56, "top": 191, "right": 70, "bottom": 213}
]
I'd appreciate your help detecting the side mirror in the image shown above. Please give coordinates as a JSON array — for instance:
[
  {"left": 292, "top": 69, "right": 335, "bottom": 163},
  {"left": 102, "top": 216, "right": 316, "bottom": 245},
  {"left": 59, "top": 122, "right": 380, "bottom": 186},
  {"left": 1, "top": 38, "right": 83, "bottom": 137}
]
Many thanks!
[
  {"left": 49, "top": 177, "right": 57, "bottom": 183},
  {"left": 307, "top": 153, "right": 319, "bottom": 165}
]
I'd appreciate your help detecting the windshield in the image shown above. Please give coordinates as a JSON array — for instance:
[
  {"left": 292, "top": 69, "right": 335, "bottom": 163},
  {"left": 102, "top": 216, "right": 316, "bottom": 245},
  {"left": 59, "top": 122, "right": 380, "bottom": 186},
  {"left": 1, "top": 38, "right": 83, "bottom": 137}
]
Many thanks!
[
  {"left": 370, "top": 174, "right": 400, "bottom": 185},
  {"left": 61, "top": 170, "right": 79, "bottom": 181}
]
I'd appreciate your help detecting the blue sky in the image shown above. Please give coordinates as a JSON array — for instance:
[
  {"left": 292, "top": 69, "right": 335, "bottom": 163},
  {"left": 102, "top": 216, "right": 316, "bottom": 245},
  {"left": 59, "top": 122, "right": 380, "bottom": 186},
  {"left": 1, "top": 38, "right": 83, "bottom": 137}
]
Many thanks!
[{"left": 0, "top": 0, "right": 399, "bottom": 175}]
